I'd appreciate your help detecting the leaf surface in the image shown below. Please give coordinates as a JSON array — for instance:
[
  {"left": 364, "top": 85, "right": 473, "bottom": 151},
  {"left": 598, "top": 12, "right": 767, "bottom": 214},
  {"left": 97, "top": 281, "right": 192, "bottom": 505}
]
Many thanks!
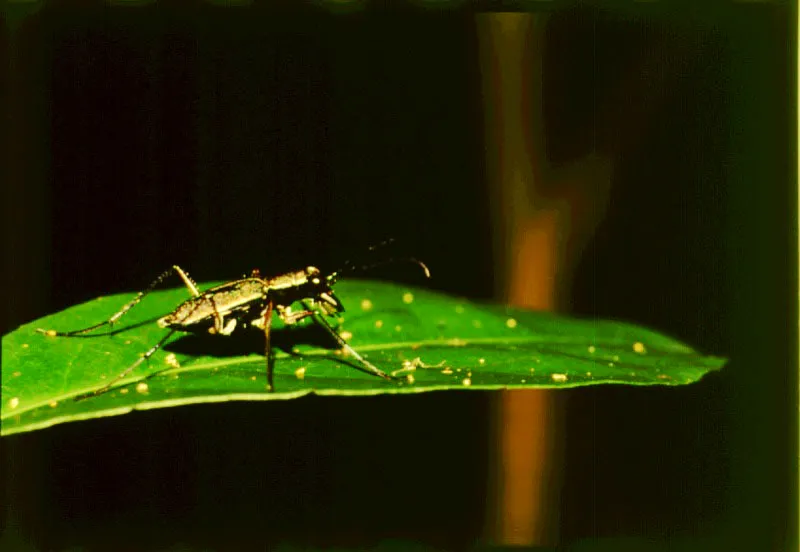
[{"left": 1, "top": 280, "right": 726, "bottom": 436}]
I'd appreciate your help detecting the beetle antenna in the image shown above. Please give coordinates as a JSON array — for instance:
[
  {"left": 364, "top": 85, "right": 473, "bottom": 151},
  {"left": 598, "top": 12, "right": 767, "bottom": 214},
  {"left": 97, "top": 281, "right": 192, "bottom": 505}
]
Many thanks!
[
  {"left": 329, "top": 257, "right": 430, "bottom": 283},
  {"left": 336, "top": 238, "right": 396, "bottom": 275}
]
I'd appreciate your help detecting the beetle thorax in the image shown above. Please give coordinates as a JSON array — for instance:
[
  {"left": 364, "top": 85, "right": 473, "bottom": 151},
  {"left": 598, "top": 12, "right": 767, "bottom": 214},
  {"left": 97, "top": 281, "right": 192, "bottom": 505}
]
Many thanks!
[{"left": 267, "top": 266, "right": 322, "bottom": 291}]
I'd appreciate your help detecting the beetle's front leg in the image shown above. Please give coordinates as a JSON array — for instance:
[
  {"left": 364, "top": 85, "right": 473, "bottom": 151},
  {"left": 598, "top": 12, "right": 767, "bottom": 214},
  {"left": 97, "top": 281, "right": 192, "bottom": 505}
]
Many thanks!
[
  {"left": 276, "top": 305, "right": 315, "bottom": 326},
  {"left": 300, "top": 300, "right": 396, "bottom": 382}
]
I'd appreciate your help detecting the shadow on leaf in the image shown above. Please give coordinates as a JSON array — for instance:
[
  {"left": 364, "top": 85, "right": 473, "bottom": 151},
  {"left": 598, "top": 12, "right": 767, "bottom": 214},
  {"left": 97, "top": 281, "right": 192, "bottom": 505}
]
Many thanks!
[{"left": 162, "top": 324, "right": 338, "bottom": 358}]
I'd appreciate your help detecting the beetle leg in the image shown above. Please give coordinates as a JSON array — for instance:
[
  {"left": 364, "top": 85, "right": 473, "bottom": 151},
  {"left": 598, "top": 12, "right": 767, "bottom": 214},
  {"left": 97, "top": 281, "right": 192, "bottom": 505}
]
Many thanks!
[
  {"left": 38, "top": 265, "right": 198, "bottom": 337},
  {"left": 173, "top": 265, "right": 201, "bottom": 297},
  {"left": 300, "top": 300, "right": 395, "bottom": 381},
  {"left": 74, "top": 328, "right": 180, "bottom": 401},
  {"left": 262, "top": 300, "right": 275, "bottom": 392},
  {"left": 277, "top": 305, "right": 314, "bottom": 325},
  {"left": 204, "top": 295, "right": 232, "bottom": 335},
  {"left": 218, "top": 318, "right": 237, "bottom": 335}
]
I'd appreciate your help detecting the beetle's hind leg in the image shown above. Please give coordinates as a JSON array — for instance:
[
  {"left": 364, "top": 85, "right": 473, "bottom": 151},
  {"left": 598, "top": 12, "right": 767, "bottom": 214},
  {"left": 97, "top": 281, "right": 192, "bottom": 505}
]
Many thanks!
[
  {"left": 37, "top": 265, "right": 201, "bottom": 337},
  {"left": 74, "top": 328, "right": 180, "bottom": 401}
]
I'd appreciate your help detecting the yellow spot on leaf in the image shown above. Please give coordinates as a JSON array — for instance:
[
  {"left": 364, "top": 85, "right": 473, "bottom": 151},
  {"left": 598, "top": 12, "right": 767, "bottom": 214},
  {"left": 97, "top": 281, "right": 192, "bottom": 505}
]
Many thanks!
[
  {"left": 295, "top": 367, "right": 306, "bottom": 380},
  {"left": 360, "top": 299, "right": 373, "bottom": 311},
  {"left": 375, "top": 320, "right": 384, "bottom": 329},
  {"left": 588, "top": 345, "right": 596, "bottom": 354},
  {"left": 136, "top": 382, "right": 149, "bottom": 394},
  {"left": 9, "top": 397, "right": 20, "bottom": 409},
  {"left": 462, "top": 378, "right": 472, "bottom": 387},
  {"left": 506, "top": 318, "right": 518, "bottom": 329},
  {"left": 340, "top": 331, "right": 353, "bottom": 341},
  {"left": 402, "top": 292, "right": 414, "bottom": 304},
  {"left": 551, "top": 373, "right": 568, "bottom": 383},
  {"left": 633, "top": 342, "right": 647, "bottom": 354}
]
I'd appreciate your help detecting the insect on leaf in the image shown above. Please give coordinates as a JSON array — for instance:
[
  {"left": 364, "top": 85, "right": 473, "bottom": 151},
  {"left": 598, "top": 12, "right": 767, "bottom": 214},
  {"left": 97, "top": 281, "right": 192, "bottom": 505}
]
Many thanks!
[{"left": 1, "top": 280, "right": 726, "bottom": 436}]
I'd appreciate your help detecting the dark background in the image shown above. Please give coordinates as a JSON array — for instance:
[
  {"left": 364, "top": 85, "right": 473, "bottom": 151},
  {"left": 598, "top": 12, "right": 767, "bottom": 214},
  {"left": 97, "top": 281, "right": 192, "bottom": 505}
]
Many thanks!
[{"left": 1, "top": 3, "right": 795, "bottom": 552}]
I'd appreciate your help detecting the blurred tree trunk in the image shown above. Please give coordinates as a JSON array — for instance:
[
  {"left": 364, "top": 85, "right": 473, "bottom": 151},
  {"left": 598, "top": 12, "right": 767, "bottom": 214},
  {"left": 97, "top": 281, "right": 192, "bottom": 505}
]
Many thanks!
[
  {"left": 477, "top": 11, "right": 699, "bottom": 545},
  {"left": 477, "top": 13, "right": 612, "bottom": 546}
]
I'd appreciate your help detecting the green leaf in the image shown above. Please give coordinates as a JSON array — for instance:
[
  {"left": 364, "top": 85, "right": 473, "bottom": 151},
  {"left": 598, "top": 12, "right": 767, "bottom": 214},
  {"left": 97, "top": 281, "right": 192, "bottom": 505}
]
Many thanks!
[{"left": 1, "top": 280, "right": 726, "bottom": 436}]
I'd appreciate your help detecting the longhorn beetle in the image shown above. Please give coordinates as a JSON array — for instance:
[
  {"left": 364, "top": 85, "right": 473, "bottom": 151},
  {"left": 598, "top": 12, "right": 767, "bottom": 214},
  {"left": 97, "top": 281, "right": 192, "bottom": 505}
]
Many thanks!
[{"left": 38, "top": 256, "right": 430, "bottom": 400}]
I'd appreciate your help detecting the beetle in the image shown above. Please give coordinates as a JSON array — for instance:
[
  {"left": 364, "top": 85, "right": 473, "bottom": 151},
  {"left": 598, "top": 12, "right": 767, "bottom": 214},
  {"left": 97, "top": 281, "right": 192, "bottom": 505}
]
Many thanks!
[{"left": 38, "top": 258, "right": 430, "bottom": 400}]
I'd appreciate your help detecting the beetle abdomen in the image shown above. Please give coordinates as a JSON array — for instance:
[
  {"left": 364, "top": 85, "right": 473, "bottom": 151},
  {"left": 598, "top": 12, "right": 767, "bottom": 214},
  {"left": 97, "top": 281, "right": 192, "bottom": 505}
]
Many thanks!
[{"left": 158, "top": 279, "right": 267, "bottom": 329}]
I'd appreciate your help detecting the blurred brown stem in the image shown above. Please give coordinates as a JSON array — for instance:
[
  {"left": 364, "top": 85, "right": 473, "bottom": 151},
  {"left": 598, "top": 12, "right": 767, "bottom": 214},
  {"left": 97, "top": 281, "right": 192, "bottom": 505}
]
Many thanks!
[
  {"left": 477, "top": 13, "right": 611, "bottom": 546},
  {"left": 477, "top": 10, "right": 699, "bottom": 545}
]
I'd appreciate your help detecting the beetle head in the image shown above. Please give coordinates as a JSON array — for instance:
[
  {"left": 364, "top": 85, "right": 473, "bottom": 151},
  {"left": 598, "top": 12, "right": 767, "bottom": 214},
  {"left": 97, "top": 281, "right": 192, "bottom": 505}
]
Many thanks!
[{"left": 305, "top": 266, "right": 344, "bottom": 315}]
